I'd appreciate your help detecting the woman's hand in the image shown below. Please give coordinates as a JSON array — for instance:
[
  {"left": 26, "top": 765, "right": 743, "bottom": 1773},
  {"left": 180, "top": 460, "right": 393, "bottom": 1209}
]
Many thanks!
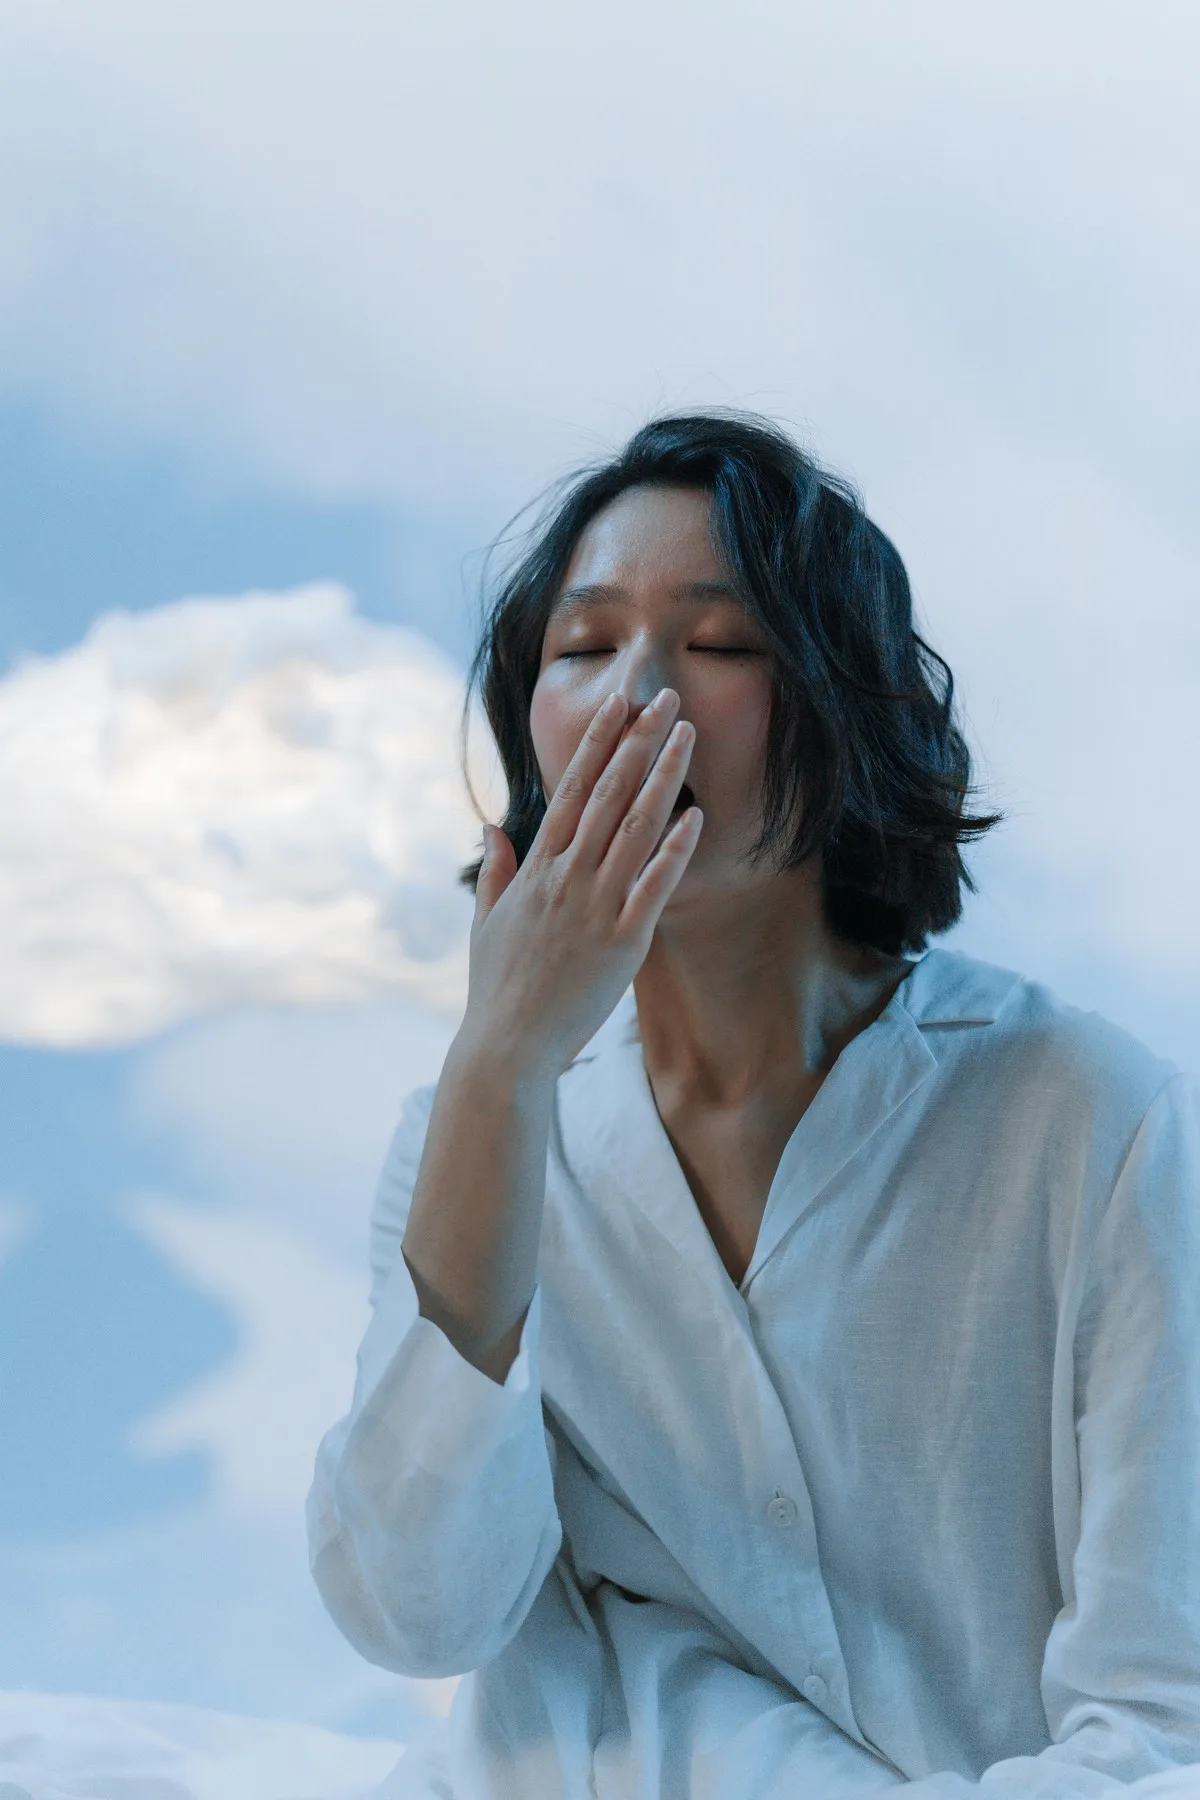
[
  {"left": 461, "top": 687, "right": 702, "bottom": 1080},
  {"left": 403, "top": 688, "right": 699, "bottom": 1381}
]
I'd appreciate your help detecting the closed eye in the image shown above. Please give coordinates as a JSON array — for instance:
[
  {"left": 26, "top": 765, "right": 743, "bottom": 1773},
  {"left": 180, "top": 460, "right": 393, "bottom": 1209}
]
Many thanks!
[{"left": 557, "top": 646, "right": 760, "bottom": 659}]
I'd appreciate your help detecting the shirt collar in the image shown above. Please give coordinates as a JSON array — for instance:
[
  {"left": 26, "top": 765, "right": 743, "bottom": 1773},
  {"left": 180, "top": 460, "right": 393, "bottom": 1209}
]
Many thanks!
[
  {"left": 569, "top": 947, "right": 1021, "bottom": 1069},
  {"left": 896, "top": 947, "right": 1023, "bottom": 1027}
]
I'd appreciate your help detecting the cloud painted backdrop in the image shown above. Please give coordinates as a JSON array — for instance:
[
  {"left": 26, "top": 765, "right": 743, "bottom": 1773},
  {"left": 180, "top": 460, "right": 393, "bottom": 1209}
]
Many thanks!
[{"left": 0, "top": 0, "right": 1197, "bottom": 1742}]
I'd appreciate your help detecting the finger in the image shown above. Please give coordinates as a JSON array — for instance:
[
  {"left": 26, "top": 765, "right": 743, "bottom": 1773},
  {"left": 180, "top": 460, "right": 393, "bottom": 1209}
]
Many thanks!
[
  {"left": 535, "top": 693, "right": 629, "bottom": 858},
  {"left": 568, "top": 688, "right": 682, "bottom": 869},
  {"left": 473, "top": 822, "right": 518, "bottom": 924},
  {"left": 596, "top": 718, "right": 695, "bottom": 893},
  {"left": 618, "top": 805, "right": 704, "bottom": 936}
]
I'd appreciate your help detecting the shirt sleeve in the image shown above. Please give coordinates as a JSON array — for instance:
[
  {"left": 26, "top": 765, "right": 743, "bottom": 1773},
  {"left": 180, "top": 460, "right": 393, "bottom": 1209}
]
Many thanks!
[
  {"left": 305, "top": 1081, "right": 564, "bottom": 1679},
  {"left": 838, "top": 1072, "right": 1200, "bottom": 1799}
]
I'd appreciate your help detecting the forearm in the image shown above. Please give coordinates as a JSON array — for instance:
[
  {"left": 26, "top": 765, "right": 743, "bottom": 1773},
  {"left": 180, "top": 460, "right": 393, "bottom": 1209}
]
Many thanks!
[
  {"left": 307, "top": 1282, "right": 562, "bottom": 1677},
  {"left": 401, "top": 1029, "right": 558, "bottom": 1385}
]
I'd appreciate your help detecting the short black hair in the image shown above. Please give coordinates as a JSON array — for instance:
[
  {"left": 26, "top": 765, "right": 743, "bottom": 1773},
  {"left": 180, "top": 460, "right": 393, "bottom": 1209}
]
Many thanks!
[{"left": 458, "top": 409, "right": 1000, "bottom": 955}]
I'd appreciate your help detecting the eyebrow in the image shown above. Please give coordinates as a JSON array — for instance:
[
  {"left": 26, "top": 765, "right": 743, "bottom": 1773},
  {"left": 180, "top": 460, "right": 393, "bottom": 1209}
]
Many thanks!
[{"left": 548, "top": 580, "right": 744, "bottom": 621}]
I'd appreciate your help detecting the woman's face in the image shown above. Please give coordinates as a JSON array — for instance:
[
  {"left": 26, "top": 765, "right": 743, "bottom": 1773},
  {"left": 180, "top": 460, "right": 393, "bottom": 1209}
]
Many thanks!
[{"left": 530, "top": 484, "right": 778, "bottom": 904}]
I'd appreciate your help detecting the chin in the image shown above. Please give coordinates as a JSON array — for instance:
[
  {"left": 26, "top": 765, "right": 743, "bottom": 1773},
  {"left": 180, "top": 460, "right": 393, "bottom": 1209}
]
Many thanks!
[{"left": 656, "top": 857, "right": 719, "bottom": 911}]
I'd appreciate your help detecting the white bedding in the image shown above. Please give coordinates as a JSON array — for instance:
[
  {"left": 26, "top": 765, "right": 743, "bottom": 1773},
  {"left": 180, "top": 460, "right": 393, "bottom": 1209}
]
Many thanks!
[
  {"left": 5, "top": 1693, "right": 1200, "bottom": 1800},
  {"left": 0, "top": 1693, "right": 408, "bottom": 1800}
]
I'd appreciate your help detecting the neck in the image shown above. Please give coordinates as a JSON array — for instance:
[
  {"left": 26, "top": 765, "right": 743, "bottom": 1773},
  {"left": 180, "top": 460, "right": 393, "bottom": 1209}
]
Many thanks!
[{"left": 631, "top": 863, "right": 914, "bottom": 1107}]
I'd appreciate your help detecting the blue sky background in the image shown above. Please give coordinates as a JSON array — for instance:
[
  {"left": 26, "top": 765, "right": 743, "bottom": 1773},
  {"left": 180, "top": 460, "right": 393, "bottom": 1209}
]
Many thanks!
[
  {"left": 0, "top": 401, "right": 478, "bottom": 666},
  {"left": 1, "top": 0, "right": 1197, "bottom": 1746},
  {"left": 0, "top": 408, "right": 472, "bottom": 1734}
]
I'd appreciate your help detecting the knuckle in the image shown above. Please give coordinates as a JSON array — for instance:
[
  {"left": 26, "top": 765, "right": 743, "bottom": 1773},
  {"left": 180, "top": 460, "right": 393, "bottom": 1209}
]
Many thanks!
[
  {"left": 557, "top": 768, "right": 587, "bottom": 802},
  {"left": 619, "top": 809, "right": 651, "bottom": 839},
  {"left": 541, "top": 863, "right": 570, "bottom": 908},
  {"left": 593, "top": 769, "right": 625, "bottom": 805}
]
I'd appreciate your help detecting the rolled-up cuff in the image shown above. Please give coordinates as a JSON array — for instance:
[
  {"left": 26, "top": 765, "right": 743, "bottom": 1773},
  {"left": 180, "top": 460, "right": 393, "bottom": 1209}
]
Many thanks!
[{"left": 353, "top": 1249, "right": 544, "bottom": 1488}]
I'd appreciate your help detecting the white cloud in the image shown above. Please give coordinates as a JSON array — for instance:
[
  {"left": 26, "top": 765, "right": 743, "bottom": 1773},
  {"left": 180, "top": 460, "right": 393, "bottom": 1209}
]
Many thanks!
[
  {"left": 118, "top": 1006, "right": 450, "bottom": 1528},
  {"left": 0, "top": 1500, "right": 452, "bottom": 1738},
  {"left": 0, "top": 1691, "right": 405, "bottom": 1800},
  {"left": 124, "top": 1195, "right": 369, "bottom": 1529},
  {"left": 0, "top": 1003, "right": 464, "bottom": 1731},
  {"left": 0, "top": 584, "right": 502, "bottom": 1047},
  {"left": 0, "top": 1, "right": 1195, "bottom": 523},
  {"left": 0, "top": 0, "right": 1196, "bottom": 1056},
  {"left": 113, "top": 1185, "right": 462, "bottom": 1730},
  {"left": 1, "top": 534, "right": 1196, "bottom": 1070},
  {"left": 892, "top": 437, "right": 1200, "bottom": 987},
  {"left": 127, "top": 999, "right": 457, "bottom": 1260},
  {"left": 0, "top": 0, "right": 1196, "bottom": 1050},
  {"left": 0, "top": 1, "right": 1196, "bottom": 1752},
  {"left": 0, "top": 1198, "right": 29, "bottom": 1268}
]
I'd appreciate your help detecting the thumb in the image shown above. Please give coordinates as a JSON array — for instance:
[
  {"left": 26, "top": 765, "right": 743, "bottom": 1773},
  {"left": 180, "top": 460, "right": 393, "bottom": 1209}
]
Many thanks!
[{"left": 473, "top": 822, "right": 518, "bottom": 922}]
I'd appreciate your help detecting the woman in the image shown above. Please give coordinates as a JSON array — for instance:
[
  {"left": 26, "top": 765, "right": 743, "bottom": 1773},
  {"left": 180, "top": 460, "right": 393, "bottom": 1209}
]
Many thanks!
[{"left": 307, "top": 413, "right": 1200, "bottom": 1798}]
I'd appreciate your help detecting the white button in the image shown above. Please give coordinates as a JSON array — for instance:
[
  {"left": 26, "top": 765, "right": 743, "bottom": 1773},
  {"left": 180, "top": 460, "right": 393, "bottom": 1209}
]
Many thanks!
[
  {"left": 802, "top": 1674, "right": 828, "bottom": 1706},
  {"left": 766, "top": 1492, "right": 798, "bottom": 1527}
]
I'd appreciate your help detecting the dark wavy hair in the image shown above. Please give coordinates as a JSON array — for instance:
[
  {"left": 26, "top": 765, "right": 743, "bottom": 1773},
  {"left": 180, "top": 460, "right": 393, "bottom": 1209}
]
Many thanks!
[{"left": 457, "top": 410, "right": 1000, "bottom": 955}]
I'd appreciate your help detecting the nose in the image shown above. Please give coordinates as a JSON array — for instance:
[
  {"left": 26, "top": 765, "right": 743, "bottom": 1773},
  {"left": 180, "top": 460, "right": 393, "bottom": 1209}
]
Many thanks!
[{"left": 613, "top": 659, "right": 675, "bottom": 727}]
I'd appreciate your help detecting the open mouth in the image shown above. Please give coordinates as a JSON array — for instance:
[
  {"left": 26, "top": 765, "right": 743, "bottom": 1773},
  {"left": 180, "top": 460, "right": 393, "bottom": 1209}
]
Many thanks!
[{"left": 653, "top": 780, "right": 698, "bottom": 857}]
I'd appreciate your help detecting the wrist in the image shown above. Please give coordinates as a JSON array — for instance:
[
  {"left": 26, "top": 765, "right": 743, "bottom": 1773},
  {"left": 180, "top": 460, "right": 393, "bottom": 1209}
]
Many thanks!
[{"left": 448, "top": 1014, "right": 565, "bottom": 1094}]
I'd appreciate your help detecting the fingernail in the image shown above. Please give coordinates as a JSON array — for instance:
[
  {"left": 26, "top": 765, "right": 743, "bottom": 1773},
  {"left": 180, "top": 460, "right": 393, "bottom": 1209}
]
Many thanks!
[{"left": 601, "top": 693, "right": 623, "bottom": 717}]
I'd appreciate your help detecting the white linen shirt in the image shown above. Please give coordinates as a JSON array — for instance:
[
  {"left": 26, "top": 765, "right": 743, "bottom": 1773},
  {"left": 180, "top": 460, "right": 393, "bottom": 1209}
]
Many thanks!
[{"left": 307, "top": 949, "right": 1200, "bottom": 1799}]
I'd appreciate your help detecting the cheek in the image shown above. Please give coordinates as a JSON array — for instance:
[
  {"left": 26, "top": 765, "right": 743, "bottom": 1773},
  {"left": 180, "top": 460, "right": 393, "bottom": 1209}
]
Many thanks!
[
  {"left": 529, "top": 681, "right": 586, "bottom": 793},
  {"left": 691, "top": 671, "right": 772, "bottom": 783}
]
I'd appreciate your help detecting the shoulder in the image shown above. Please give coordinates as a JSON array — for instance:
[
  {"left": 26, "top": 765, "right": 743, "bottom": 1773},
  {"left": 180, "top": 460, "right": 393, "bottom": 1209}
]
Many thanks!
[{"left": 906, "top": 947, "right": 1180, "bottom": 1144}]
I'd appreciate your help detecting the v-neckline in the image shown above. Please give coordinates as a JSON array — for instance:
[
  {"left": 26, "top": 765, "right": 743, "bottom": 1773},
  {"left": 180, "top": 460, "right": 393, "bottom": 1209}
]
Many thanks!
[
  {"left": 643, "top": 1081, "right": 812, "bottom": 1292},
  {"left": 610, "top": 971, "right": 937, "bottom": 1301}
]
